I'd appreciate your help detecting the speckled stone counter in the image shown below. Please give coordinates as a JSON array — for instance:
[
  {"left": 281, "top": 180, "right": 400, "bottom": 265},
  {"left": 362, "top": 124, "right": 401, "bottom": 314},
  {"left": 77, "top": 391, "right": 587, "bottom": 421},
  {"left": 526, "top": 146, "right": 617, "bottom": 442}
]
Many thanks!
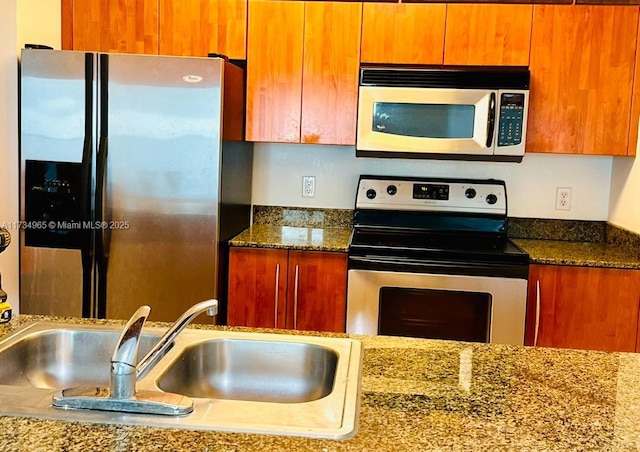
[
  {"left": 509, "top": 218, "right": 640, "bottom": 270},
  {"left": 3, "top": 315, "right": 640, "bottom": 451},
  {"left": 229, "top": 224, "right": 351, "bottom": 252},
  {"left": 513, "top": 238, "right": 640, "bottom": 270},
  {"left": 229, "top": 206, "right": 352, "bottom": 252}
]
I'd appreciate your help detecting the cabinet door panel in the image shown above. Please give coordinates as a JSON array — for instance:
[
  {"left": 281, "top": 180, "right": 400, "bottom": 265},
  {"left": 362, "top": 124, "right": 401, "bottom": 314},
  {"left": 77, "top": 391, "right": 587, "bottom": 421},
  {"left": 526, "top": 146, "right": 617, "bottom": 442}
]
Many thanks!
[
  {"left": 300, "top": 2, "right": 362, "bottom": 145},
  {"left": 444, "top": 5, "right": 533, "bottom": 66},
  {"left": 527, "top": 6, "right": 638, "bottom": 155},
  {"left": 159, "top": 0, "right": 246, "bottom": 59},
  {"left": 246, "top": 0, "right": 304, "bottom": 142},
  {"left": 287, "top": 251, "right": 347, "bottom": 333},
  {"left": 228, "top": 248, "right": 288, "bottom": 328},
  {"left": 361, "top": 3, "right": 445, "bottom": 64},
  {"left": 72, "top": 0, "right": 159, "bottom": 54},
  {"left": 528, "top": 264, "right": 640, "bottom": 352}
]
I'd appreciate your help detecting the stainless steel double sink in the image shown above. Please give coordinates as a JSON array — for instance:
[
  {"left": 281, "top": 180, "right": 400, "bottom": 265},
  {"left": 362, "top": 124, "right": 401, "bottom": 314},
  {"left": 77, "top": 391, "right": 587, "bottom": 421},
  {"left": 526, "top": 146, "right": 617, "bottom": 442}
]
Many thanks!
[{"left": 0, "top": 322, "right": 363, "bottom": 439}]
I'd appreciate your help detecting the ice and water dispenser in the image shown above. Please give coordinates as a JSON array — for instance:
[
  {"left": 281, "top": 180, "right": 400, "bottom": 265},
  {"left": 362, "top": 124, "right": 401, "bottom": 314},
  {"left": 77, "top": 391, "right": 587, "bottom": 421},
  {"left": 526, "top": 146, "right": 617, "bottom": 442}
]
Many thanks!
[{"left": 24, "top": 160, "right": 83, "bottom": 249}]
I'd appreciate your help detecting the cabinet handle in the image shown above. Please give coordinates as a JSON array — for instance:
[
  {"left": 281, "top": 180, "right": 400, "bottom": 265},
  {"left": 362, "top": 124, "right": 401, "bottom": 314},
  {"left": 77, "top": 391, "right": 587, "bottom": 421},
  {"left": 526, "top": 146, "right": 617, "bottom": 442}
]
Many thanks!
[
  {"left": 293, "top": 265, "right": 299, "bottom": 330},
  {"left": 274, "top": 263, "right": 280, "bottom": 328},
  {"left": 534, "top": 280, "right": 541, "bottom": 347}
]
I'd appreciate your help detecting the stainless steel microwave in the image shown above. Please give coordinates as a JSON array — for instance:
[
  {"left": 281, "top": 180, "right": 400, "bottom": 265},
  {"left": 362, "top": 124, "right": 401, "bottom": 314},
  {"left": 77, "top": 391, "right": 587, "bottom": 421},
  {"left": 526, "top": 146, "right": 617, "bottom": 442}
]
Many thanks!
[{"left": 356, "top": 65, "right": 530, "bottom": 162}]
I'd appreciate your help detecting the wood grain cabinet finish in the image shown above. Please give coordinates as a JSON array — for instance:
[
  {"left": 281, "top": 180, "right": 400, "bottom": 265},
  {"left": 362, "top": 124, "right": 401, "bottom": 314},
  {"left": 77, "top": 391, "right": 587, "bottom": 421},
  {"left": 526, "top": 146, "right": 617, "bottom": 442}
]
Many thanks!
[
  {"left": 246, "top": 0, "right": 304, "bottom": 142},
  {"left": 526, "top": 264, "right": 640, "bottom": 352},
  {"left": 228, "top": 248, "right": 347, "bottom": 333},
  {"left": 527, "top": 5, "right": 639, "bottom": 156},
  {"left": 576, "top": 0, "right": 640, "bottom": 4},
  {"left": 63, "top": 0, "right": 159, "bottom": 54},
  {"left": 444, "top": 4, "right": 533, "bottom": 66},
  {"left": 246, "top": 0, "right": 361, "bottom": 145},
  {"left": 361, "top": 3, "right": 446, "bottom": 65},
  {"left": 228, "top": 248, "right": 288, "bottom": 328},
  {"left": 159, "top": 0, "right": 247, "bottom": 59},
  {"left": 301, "top": 2, "right": 362, "bottom": 145}
]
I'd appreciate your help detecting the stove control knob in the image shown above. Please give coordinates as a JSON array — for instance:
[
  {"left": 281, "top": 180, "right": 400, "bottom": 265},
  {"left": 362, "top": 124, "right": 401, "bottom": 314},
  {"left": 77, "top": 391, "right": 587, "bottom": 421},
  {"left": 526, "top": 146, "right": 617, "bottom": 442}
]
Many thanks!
[
  {"left": 465, "top": 188, "right": 476, "bottom": 199},
  {"left": 386, "top": 185, "right": 397, "bottom": 196},
  {"left": 486, "top": 194, "right": 498, "bottom": 205},
  {"left": 366, "top": 189, "right": 377, "bottom": 200}
]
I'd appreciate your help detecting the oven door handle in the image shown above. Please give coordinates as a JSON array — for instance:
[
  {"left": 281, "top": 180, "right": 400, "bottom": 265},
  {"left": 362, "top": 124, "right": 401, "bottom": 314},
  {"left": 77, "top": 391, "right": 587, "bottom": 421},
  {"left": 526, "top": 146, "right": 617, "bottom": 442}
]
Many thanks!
[{"left": 348, "top": 255, "right": 528, "bottom": 279}]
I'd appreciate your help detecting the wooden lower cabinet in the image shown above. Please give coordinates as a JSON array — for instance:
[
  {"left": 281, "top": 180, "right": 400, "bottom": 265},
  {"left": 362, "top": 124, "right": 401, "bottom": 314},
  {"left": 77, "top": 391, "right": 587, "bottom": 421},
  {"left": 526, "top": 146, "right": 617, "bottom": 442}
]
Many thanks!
[
  {"left": 526, "top": 264, "right": 640, "bottom": 352},
  {"left": 227, "top": 247, "right": 347, "bottom": 333}
]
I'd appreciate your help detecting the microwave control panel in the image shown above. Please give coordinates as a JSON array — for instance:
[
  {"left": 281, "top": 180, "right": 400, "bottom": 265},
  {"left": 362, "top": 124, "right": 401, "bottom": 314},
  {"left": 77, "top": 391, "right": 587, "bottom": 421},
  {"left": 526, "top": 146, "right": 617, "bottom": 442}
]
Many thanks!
[{"left": 497, "top": 93, "right": 525, "bottom": 147}]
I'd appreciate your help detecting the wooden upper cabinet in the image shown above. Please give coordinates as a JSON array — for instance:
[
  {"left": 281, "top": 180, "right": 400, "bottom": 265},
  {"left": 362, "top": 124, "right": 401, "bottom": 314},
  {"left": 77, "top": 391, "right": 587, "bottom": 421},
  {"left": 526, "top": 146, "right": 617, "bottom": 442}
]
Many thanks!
[
  {"left": 69, "top": 0, "right": 159, "bottom": 54},
  {"left": 576, "top": 0, "right": 640, "bottom": 4},
  {"left": 361, "top": 4, "right": 446, "bottom": 64},
  {"left": 444, "top": 5, "right": 533, "bottom": 66},
  {"left": 629, "top": 25, "right": 640, "bottom": 157},
  {"left": 159, "top": 0, "right": 247, "bottom": 59},
  {"left": 246, "top": 1, "right": 304, "bottom": 142},
  {"left": 526, "top": 264, "right": 640, "bottom": 352},
  {"left": 301, "top": 2, "right": 362, "bottom": 145},
  {"left": 527, "top": 5, "right": 639, "bottom": 155},
  {"left": 246, "top": 1, "right": 361, "bottom": 145}
]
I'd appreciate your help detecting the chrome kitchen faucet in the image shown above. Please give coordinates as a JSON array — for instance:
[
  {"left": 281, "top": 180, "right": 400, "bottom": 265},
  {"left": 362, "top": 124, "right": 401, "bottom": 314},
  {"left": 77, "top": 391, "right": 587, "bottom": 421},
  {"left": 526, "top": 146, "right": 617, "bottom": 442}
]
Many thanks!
[{"left": 52, "top": 299, "right": 218, "bottom": 416}]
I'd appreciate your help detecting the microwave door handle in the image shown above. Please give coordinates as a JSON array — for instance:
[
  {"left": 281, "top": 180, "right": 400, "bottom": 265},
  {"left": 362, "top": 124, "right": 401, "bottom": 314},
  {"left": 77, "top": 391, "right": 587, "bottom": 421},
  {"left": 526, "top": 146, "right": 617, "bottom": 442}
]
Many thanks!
[{"left": 486, "top": 92, "right": 497, "bottom": 148}]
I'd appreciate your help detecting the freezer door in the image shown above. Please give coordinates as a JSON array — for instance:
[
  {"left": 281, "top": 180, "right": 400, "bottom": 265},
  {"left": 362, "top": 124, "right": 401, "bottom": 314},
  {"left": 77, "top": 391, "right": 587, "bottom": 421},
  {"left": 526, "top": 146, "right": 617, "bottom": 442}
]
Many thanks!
[
  {"left": 19, "top": 49, "right": 95, "bottom": 317},
  {"left": 98, "top": 54, "right": 224, "bottom": 322}
]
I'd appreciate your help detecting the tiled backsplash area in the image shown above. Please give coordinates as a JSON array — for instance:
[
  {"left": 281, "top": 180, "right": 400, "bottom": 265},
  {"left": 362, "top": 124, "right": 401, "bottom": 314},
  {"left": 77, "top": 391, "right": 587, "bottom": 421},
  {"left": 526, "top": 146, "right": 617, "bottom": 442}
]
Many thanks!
[
  {"left": 507, "top": 218, "right": 606, "bottom": 242},
  {"left": 252, "top": 206, "right": 640, "bottom": 258},
  {"left": 252, "top": 205, "right": 353, "bottom": 229},
  {"left": 508, "top": 218, "right": 640, "bottom": 258}
]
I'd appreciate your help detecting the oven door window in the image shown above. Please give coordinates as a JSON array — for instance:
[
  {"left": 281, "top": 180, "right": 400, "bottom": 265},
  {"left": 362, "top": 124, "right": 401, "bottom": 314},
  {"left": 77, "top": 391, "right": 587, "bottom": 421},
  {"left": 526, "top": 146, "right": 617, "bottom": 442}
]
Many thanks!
[
  {"left": 373, "top": 102, "right": 475, "bottom": 139},
  {"left": 378, "top": 287, "right": 491, "bottom": 343}
]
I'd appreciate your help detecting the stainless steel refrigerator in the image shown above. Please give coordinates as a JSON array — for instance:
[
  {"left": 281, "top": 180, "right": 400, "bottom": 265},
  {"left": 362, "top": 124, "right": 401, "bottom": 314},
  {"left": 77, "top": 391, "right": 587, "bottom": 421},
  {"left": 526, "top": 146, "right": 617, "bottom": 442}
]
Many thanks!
[{"left": 19, "top": 49, "right": 253, "bottom": 322}]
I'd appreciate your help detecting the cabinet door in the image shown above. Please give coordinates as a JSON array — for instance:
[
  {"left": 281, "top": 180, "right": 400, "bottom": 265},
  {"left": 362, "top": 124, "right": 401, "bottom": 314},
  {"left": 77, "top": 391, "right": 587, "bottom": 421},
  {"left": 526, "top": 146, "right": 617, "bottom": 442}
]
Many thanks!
[
  {"left": 527, "top": 6, "right": 639, "bottom": 155},
  {"left": 444, "top": 5, "right": 533, "bottom": 66},
  {"left": 70, "top": 0, "right": 159, "bottom": 54},
  {"left": 301, "top": 2, "right": 362, "bottom": 145},
  {"left": 246, "top": 0, "right": 304, "bottom": 142},
  {"left": 361, "top": 3, "right": 445, "bottom": 65},
  {"left": 228, "top": 248, "right": 288, "bottom": 328},
  {"left": 287, "top": 251, "right": 347, "bottom": 333},
  {"left": 527, "top": 264, "right": 640, "bottom": 352},
  {"left": 159, "top": 0, "right": 247, "bottom": 59}
]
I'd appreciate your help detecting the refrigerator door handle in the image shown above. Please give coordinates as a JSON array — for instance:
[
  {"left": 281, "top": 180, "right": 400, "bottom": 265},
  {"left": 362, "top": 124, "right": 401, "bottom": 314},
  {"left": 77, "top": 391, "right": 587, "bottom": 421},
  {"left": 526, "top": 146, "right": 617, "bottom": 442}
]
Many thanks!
[
  {"left": 95, "top": 53, "right": 110, "bottom": 319},
  {"left": 95, "top": 135, "right": 109, "bottom": 318},
  {"left": 80, "top": 52, "right": 94, "bottom": 318}
]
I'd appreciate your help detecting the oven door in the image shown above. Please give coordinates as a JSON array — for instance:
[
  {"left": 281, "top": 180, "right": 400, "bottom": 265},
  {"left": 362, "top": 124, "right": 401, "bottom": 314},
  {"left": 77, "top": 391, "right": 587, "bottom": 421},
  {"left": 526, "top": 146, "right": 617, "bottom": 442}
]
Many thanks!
[
  {"left": 346, "top": 269, "right": 527, "bottom": 345},
  {"left": 356, "top": 86, "right": 496, "bottom": 156}
]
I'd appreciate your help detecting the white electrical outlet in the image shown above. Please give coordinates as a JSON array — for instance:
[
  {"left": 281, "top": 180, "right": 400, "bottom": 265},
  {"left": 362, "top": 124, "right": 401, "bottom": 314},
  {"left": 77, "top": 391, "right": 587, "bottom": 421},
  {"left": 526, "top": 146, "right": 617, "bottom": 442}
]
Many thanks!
[
  {"left": 302, "top": 176, "right": 315, "bottom": 198},
  {"left": 555, "top": 187, "right": 572, "bottom": 211}
]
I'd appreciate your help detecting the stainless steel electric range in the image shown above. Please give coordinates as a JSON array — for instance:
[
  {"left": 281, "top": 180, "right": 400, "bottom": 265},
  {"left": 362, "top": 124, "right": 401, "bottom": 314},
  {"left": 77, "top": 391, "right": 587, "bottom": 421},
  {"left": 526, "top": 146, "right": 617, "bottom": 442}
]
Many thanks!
[{"left": 346, "top": 175, "right": 529, "bottom": 345}]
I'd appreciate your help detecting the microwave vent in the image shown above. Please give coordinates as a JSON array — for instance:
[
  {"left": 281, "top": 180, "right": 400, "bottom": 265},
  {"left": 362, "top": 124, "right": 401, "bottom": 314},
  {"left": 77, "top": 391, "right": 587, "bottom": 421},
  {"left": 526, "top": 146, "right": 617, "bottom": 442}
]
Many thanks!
[{"left": 360, "top": 66, "right": 530, "bottom": 90}]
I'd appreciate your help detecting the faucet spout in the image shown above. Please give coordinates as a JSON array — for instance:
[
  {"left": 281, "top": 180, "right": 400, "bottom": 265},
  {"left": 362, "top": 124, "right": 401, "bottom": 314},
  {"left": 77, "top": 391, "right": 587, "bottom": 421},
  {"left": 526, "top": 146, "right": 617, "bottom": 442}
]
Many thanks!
[
  {"left": 136, "top": 299, "right": 218, "bottom": 378},
  {"left": 110, "top": 305, "right": 151, "bottom": 399}
]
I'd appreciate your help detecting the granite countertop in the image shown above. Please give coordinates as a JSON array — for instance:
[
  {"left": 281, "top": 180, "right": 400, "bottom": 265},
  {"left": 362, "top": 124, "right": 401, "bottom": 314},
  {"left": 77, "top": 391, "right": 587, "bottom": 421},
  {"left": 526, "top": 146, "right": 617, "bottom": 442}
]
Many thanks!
[
  {"left": 3, "top": 315, "right": 640, "bottom": 451},
  {"left": 513, "top": 238, "right": 640, "bottom": 270},
  {"left": 229, "top": 224, "right": 352, "bottom": 252}
]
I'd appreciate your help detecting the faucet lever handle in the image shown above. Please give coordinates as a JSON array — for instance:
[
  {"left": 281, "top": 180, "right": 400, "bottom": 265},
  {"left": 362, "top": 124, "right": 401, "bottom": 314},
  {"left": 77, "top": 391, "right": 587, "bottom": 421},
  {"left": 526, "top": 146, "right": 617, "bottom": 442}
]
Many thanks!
[{"left": 111, "top": 305, "right": 151, "bottom": 374}]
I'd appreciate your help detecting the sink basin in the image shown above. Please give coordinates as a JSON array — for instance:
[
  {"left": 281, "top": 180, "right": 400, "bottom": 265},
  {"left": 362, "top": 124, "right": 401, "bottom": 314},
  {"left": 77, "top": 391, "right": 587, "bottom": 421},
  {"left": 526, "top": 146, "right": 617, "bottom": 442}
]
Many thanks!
[
  {"left": 0, "top": 322, "right": 362, "bottom": 439},
  {"left": 157, "top": 338, "right": 338, "bottom": 403},
  {"left": 0, "top": 327, "right": 159, "bottom": 389}
]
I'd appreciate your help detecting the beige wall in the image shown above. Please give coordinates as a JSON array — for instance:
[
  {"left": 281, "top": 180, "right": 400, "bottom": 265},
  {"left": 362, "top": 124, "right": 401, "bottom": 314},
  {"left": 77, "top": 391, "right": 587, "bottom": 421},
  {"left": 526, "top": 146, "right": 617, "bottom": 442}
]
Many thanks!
[
  {"left": 0, "top": 0, "right": 19, "bottom": 309},
  {"left": 609, "top": 132, "right": 640, "bottom": 233},
  {"left": 17, "top": 0, "right": 61, "bottom": 52}
]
